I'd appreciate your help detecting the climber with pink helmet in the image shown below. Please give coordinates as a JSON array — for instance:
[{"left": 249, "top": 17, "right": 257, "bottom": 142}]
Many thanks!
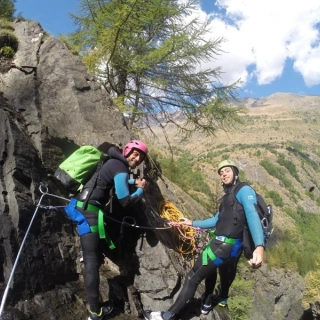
[
  {"left": 75, "top": 139, "right": 148, "bottom": 320},
  {"left": 122, "top": 139, "right": 148, "bottom": 157}
]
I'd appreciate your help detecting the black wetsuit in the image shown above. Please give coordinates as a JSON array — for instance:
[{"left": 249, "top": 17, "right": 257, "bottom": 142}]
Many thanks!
[
  {"left": 203, "top": 249, "right": 242, "bottom": 301},
  {"left": 76, "top": 147, "right": 145, "bottom": 313},
  {"left": 161, "top": 182, "right": 264, "bottom": 320}
]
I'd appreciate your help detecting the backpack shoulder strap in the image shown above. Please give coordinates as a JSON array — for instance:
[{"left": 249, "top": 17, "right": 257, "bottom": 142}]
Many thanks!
[
  {"left": 231, "top": 181, "right": 249, "bottom": 203},
  {"left": 230, "top": 181, "right": 250, "bottom": 225},
  {"left": 82, "top": 158, "right": 106, "bottom": 209}
]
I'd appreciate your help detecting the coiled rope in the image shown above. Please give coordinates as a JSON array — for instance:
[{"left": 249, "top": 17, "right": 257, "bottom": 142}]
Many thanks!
[{"left": 158, "top": 200, "right": 200, "bottom": 258}]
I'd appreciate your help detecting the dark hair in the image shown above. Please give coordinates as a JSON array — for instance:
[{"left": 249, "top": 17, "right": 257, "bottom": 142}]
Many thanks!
[{"left": 232, "top": 166, "right": 239, "bottom": 176}]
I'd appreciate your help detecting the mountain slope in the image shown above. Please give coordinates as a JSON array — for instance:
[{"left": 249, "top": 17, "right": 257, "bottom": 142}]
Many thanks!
[{"left": 143, "top": 93, "right": 320, "bottom": 274}]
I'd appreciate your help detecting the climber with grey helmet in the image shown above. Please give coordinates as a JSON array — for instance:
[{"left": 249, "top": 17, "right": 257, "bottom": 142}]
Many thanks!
[
  {"left": 75, "top": 140, "right": 148, "bottom": 320},
  {"left": 144, "top": 159, "right": 264, "bottom": 320}
]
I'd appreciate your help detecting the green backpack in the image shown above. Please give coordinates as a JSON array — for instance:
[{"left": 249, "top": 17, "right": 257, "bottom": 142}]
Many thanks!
[{"left": 54, "top": 145, "right": 110, "bottom": 195}]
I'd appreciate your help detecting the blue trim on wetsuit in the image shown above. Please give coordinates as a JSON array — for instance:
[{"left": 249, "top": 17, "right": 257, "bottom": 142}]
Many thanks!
[
  {"left": 230, "top": 238, "right": 243, "bottom": 258},
  {"left": 192, "top": 214, "right": 219, "bottom": 229},
  {"left": 128, "top": 178, "right": 135, "bottom": 185},
  {"left": 212, "top": 257, "right": 223, "bottom": 266},
  {"left": 114, "top": 172, "right": 144, "bottom": 207},
  {"left": 235, "top": 185, "right": 265, "bottom": 247}
]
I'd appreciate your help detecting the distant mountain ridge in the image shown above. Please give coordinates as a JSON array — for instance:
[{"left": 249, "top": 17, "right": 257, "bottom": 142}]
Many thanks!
[
  {"left": 139, "top": 93, "right": 320, "bottom": 126},
  {"left": 239, "top": 92, "right": 320, "bottom": 109}
]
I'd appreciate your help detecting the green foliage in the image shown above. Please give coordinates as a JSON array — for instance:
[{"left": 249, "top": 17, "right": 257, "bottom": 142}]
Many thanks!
[
  {"left": 0, "top": 45, "right": 14, "bottom": 57},
  {"left": 0, "top": 0, "right": 15, "bottom": 20},
  {"left": 277, "top": 154, "right": 301, "bottom": 182},
  {"left": 265, "top": 190, "right": 283, "bottom": 207},
  {"left": 268, "top": 227, "right": 300, "bottom": 271},
  {"left": 57, "top": 34, "right": 79, "bottom": 56},
  {"left": 306, "top": 190, "right": 315, "bottom": 200},
  {"left": 161, "top": 156, "right": 206, "bottom": 192},
  {"left": 0, "top": 29, "right": 18, "bottom": 56},
  {"left": 260, "top": 159, "right": 281, "bottom": 180},
  {"left": 228, "top": 273, "right": 253, "bottom": 320},
  {"left": 0, "top": 18, "right": 14, "bottom": 29},
  {"left": 65, "top": 0, "right": 245, "bottom": 136},
  {"left": 255, "top": 149, "right": 261, "bottom": 157},
  {"left": 303, "top": 259, "right": 320, "bottom": 308},
  {"left": 287, "top": 144, "right": 318, "bottom": 167},
  {"left": 288, "top": 142, "right": 304, "bottom": 152},
  {"left": 260, "top": 159, "right": 298, "bottom": 199},
  {"left": 216, "top": 143, "right": 228, "bottom": 148},
  {"left": 269, "top": 207, "right": 320, "bottom": 275},
  {"left": 221, "top": 154, "right": 229, "bottom": 160},
  {"left": 158, "top": 151, "right": 215, "bottom": 210}
]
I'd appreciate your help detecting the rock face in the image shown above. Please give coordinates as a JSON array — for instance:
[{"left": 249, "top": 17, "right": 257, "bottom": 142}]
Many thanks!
[
  {"left": 0, "top": 19, "right": 310, "bottom": 320},
  {"left": 246, "top": 266, "right": 305, "bottom": 320}
]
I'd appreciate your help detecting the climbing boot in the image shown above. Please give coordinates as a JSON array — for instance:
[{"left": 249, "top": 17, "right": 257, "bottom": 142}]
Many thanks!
[{"left": 87, "top": 302, "right": 113, "bottom": 320}]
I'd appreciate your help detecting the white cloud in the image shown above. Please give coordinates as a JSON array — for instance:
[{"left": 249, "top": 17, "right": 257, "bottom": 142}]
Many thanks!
[{"left": 198, "top": 0, "right": 320, "bottom": 88}]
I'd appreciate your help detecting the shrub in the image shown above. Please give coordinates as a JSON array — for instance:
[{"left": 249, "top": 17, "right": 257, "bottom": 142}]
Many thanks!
[
  {"left": 277, "top": 155, "right": 301, "bottom": 182},
  {"left": 0, "top": 45, "right": 14, "bottom": 57},
  {"left": 228, "top": 272, "right": 253, "bottom": 320},
  {"left": 0, "top": 18, "right": 14, "bottom": 30},
  {"left": 303, "top": 261, "right": 320, "bottom": 308},
  {"left": 274, "top": 207, "right": 320, "bottom": 275},
  {"left": 255, "top": 149, "right": 261, "bottom": 157},
  {"left": 0, "top": 29, "right": 18, "bottom": 56},
  {"left": 260, "top": 159, "right": 297, "bottom": 198},
  {"left": 158, "top": 152, "right": 215, "bottom": 211},
  {"left": 265, "top": 190, "right": 284, "bottom": 207}
]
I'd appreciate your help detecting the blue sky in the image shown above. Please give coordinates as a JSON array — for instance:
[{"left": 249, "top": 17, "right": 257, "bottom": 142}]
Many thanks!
[{"left": 15, "top": 0, "right": 320, "bottom": 99}]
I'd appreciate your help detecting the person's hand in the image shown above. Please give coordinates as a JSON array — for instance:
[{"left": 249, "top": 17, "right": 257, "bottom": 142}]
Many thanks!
[
  {"left": 170, "top": 217, "right": 192, "bottom": 227},
  {"left": 135, "top": 177, "right": 148, "bottom": 190},
  {"left": 248, "top": 246, "right": 264, "bottom": 268}
]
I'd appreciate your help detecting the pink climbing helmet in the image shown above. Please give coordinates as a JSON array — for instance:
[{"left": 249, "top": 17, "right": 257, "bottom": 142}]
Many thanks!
[{"left": 122, "top": 140, "right": 148, "bottom": 157}]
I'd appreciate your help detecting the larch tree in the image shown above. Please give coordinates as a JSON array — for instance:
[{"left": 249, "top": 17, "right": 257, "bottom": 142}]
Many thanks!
[
  {"left": 65, "top": 0, "right": 245, "bottom": 137},
  {"left": 0, "top": 0, "right": 15, "bottom": 20}
]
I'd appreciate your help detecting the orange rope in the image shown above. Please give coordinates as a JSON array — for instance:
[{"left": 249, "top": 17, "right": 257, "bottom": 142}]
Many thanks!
[{"left": 158, "top": 200, "right": 198, "bottom": 257}]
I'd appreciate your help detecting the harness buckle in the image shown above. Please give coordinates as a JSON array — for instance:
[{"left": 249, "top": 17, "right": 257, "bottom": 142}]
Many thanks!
[
  {"left": 216, "top": 235, "right": 226, "bottom": 242},
  {"left": 261, "top": 217, "right": 269, "bottom": 230}
]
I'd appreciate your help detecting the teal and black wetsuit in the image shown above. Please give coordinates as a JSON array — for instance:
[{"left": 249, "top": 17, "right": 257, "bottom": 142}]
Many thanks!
[
  {"left": 193, "top": 184, "right": 264, "bottom": 245},
  {"left": 78, "top": 146, "right": 144, "bottom": 208},
  {"left": 75, "top": 147, "right": 145, "bottom": 314},
  {"left": 161, "top": 182, "right": 265, "bottom": 320}
]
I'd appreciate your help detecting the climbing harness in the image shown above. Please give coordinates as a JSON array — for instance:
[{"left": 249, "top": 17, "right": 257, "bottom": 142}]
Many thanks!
[{"left": 65, "top": 198, "right": 115, "bottom": 249}]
